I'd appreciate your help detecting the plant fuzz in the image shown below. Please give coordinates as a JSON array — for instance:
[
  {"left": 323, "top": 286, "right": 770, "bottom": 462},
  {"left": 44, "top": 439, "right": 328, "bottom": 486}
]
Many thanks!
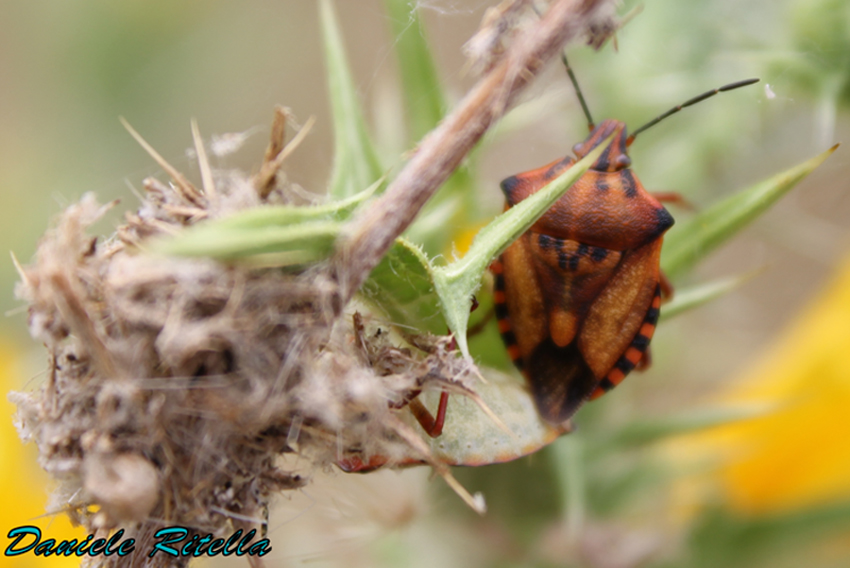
[{"left": 11, "top": 111, "right": 474, "bottom": 568}]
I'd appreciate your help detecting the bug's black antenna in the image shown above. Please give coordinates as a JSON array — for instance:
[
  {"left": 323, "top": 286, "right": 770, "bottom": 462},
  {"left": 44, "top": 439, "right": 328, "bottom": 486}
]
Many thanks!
[
  {"left": 628, "top": 78, "right": 760, "bottom": 144},
  {"left": 529, "top": 0, "right": 595, "bottom": 129},
  {"left": 561, "top": 52, "right": 595, "bottom": 130}
]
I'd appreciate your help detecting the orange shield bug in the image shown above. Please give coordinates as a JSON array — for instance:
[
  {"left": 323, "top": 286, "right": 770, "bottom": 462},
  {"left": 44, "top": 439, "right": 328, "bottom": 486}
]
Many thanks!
[{"left": 493, "top": 59, "right": 758, "bottom": 424}]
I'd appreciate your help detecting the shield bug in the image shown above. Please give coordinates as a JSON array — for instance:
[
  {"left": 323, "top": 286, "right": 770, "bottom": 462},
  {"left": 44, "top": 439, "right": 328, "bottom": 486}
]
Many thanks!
[{"left": 493, "top": 59, "right": 758, "bottom": 424}]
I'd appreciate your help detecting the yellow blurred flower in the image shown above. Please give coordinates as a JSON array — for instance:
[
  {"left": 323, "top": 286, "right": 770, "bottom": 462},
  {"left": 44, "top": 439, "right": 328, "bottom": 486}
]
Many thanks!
[
  {"left": 674, "top": 252, "right": 850, "bottom": 516},
  {"left": 1, "top": 338, "right": 84, "bottom": 567},
  {"left": 447, "top": 222, "right": 489, "bottom": 260}
]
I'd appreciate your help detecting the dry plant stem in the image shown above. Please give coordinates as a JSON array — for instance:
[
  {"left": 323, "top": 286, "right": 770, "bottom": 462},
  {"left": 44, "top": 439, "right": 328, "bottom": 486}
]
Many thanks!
[
  {"left": 120, "top": 117, "right": 204, "bottom": 206},
  {"left": 335, "top": 0, "right": 610, "bottom": 302},
  {"left": 254, "top": 106, "right": 292, "bottom": 196},
  {"left": 191, "top": 119, "right": 217, "bottom": 200},
  {"left": 256, "top": 115, "right": 316, "bottom": 195}
]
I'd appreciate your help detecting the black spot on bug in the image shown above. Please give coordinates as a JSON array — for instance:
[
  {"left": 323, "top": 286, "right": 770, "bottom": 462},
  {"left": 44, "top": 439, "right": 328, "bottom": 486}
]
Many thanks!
[
  {"left": 500, "top": 175, "right": 520, "bottom": 201},
  {"left": 596, "top": 180, "right": 610, "bottom": 192},
  {"left": 500, "top": 329, "right": 519, "bottom": 348},
  {"left": 558, "top": 250, "right": 569, "bottom": 270},
  {"left": 654, "top": 207, "right": 675, "bottom": 234},
  {"left": 544, "top": 156, "right": 573, "bottom": 179},
  {"left": 597, "top": 377, "right": 614, "bottom": 392},
  {"left": 632, "top": 333, "right": 651, "bottom": 351},
  {"left": 645, "top": 307, "right": 660, "bottom": 325},
  {"left": 538, "top": 233, "right": 553, "bottom": 250},
  {"left": 590, "top": 247, "right": 608, "bottom": 262},
  {"left": 493, "top": 272, "right": 509, "bottom": 322},
  {"left": 576, "top": 243, "right": 589, "bottom": 257},
  {"left": 568, "top": 253, "right": 580, "bottom": 272},
  {"left": 621, "top": 169, "right": 637, "bottom": 198},
  {"left": 615, "top": 357, "right": 636, "bottom": 373}
]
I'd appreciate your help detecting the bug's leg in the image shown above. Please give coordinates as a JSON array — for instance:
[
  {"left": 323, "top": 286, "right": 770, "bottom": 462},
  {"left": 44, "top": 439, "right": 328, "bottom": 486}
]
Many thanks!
[
  {"left": 408, "top": 391, "right": 449, "bottom": 437},
  {"left": 652, "top": 192, "right": 694, "bottom": 210},
  {"left": 659, "top": 270, "right": 674, "bottom": 300},
  {"left": 636, "top": 346, "right": 652, "bottom": 371},
  {"left": 418, "top": 294, "right": 475, "bottom": 437},
  {"left": 337, "top": 454, "right": 390, "bottom": 473}
]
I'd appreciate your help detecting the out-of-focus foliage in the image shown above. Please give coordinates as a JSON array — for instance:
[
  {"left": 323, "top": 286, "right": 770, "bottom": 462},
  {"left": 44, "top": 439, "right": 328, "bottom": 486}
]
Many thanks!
[
  {"left": 779, "top": 0, "right": 850, "bottom": 106},
  {"left": 4, "top": 0, "right": 850, "bottom": 567},
  {"left": 320, "top": 0, "right": 384, "bottom": 200}
]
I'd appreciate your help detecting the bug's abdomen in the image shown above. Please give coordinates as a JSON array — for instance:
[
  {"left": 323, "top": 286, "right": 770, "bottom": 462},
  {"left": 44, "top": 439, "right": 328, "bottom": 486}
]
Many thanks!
[
  {"left": 493, "top": 232, "right": 619, "bottom": 423},
  {"left": 492, "top": 235, "right": 663, "bottom": 424},
  {"left": 527, "top": 232, "right": 622, "bottom": 348}
]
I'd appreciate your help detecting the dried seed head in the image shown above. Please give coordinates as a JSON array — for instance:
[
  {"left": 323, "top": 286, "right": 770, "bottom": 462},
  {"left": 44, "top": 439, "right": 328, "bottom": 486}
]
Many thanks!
[{"left": 11, "top": 113, "right": 472, "bottom": 566}]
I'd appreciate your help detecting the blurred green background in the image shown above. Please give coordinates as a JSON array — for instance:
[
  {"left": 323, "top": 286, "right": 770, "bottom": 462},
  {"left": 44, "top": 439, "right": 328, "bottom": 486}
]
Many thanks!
[{"left": 1, "top": 0, "right": 849, "bottom": 567}]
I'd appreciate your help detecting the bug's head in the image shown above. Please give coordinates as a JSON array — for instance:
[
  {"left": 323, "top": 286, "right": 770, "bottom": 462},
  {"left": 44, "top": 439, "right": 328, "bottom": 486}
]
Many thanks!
[{"left": 572, "top": 119, "right": 632, "bottom": 173}]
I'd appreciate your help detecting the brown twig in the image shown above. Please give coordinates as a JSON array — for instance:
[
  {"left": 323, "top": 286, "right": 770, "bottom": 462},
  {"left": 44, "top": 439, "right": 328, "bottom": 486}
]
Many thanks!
[{"left": 333, "top": 0, "right": 611, "bottom": 303}]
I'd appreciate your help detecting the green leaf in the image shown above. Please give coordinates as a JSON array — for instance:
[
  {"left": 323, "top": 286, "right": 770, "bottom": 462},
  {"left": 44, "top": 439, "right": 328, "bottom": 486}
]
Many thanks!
[
  {"left": 661, "top": 271, "right": 760, "bottom": 320},
  {"left": 431, "top": 136, "right": 612, "bottom": 358},
  {"left": 382, "top": 0, "right": 446, "bottom": 143},
  {"left": 360, "top": 237, "right": 444, "bottom": 334},
  {"left": 211, "top": 179, "right": 378, "bottom": 230},
  {"left": 684, "top": 502, "right": 850, "bottom": 568},
  {"left": 155, "top": 220, "right": 340, "bottom": 264},
  {"left": 153, "top": 179, "right": 378, "bottom": 262},
  {"left": 320, "top": 0, "right": 383, "bottom": 199},
  {"left": 662, "top": 145, "right": 839, "bottom": 279},
  {"left": 590, "top": 405, "right": 769, "bottom": 454}
]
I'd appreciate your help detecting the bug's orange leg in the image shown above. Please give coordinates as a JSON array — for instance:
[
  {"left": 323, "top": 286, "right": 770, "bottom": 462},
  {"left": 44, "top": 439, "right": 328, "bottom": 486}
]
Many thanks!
[
  {"left": 659, "top": 270, "right": 674, "bottom": 300},
  {"left": 432, "top": 390, "right": 449, "bottom": 436},
  {"left": 337, "top": 454, "right": 389, "bottom": 473},
  {"left": 408, "top": 391, "right": 449, "bottom": 437},
  {"left": 424, "top": 296, "right": 479, "bottom": 436},
  {"left": 652, "top": 192, "right": 694, "bottom": 210},
  {"left": 636, "top": 346, "right": 652, "bottom": 371}
]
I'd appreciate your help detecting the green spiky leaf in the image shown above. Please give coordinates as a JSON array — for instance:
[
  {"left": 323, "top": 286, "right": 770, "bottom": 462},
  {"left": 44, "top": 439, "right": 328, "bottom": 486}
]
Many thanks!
[
  {"left": 590, "top": 405, "right": 770, "bottom": 454},
  {"left": 662, "top": 145, "right": 839, "bottom": 278},
  {"left": 661, "top": 271, "right": 760, "bottom": 320},
  {"left": 153, "top": 179, "right": 378, "bottom": 262},
  {"left": 382, "top": 0, "right": 446, "bottom": 142},
  {"left": 155, "top": 220, "right": 340, "bottom": 264},
  {"left": 361, "top": 237, "right": 443, "bottom": 334},
  {"left": 320, "top": 0, "right": 383, "bottom": 199}
]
